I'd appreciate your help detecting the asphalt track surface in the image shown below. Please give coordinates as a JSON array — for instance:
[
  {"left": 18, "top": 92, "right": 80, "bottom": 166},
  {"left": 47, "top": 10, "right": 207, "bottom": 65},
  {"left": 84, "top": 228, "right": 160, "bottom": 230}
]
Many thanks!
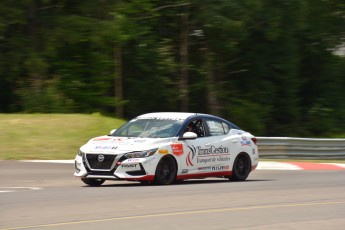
[{"left": 1, "top": 161, "right": 345, "bottom": 230}]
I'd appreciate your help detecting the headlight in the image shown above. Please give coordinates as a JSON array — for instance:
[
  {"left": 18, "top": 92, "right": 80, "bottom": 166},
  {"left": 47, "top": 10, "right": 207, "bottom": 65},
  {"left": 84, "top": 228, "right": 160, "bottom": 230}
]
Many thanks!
[
  {"left": 124, "top": 148, "right": 157, "bottom": 158},
  {"left": 78, "top": 150, "right": 85, "bottom": 157}
]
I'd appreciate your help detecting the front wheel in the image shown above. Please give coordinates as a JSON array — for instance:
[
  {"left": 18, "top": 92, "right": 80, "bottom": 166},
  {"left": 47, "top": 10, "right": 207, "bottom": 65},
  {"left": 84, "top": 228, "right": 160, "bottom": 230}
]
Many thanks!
[
  {"left": 81, "top": 178, "right": 105, "bottom": 186},
  {"left": 230, "top": 153, "right": 251, "bottom": 181},
  {"left": 154, "top": 156, "right": 177, "bottom": 185}
]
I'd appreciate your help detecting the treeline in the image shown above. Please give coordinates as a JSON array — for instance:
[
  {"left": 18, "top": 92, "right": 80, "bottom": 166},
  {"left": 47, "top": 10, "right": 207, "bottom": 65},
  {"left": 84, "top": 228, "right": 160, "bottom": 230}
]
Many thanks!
[{"left": 0, "top": 0, "right": 344, "bottom": 137}]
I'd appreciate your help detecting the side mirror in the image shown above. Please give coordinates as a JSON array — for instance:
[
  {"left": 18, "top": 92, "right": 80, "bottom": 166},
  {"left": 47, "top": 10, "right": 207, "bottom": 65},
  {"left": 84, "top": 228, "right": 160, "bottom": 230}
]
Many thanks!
[
  {"left": 109, "top": 129, "right": 117, "bottom": 135},
  {"left": 179, "top": 131, "right": 198, "bottom": 140}
]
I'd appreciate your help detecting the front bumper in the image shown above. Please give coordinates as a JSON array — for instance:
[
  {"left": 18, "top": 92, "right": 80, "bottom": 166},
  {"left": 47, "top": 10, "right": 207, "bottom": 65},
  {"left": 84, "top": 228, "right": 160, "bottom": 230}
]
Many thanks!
[{"left": 74, "top": 153, "right": 158, "bottom": 181}]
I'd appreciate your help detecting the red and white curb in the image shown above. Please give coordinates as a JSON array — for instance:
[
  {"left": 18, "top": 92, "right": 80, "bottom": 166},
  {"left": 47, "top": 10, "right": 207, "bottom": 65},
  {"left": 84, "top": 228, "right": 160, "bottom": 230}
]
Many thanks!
[
  {"left": 20, "top": 160, "right": 345, "bottom": 170},
  {"left": 257, "top": 161, "right": 345, "bottom": 170}
]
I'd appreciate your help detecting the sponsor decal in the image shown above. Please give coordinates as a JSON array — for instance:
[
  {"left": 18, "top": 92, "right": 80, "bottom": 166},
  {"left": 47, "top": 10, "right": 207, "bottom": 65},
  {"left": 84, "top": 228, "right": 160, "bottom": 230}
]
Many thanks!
[
  {"left": 171, "top": 143, "right": 184, "bottom": 156},
  {"left": 113, "top": 138, "right": 124, "bottom": 142},
  {"left": 212, "top": 165, "right": 229, "bottom": 171},
  {"left": 134, "top": 139, "right": 147, "bottom": 143},
  {"left": 159, "top": 149, "right": 169, "bottom": 154},
  {"left": 93, "top": 137, "right": 125, "bottom": 142},
  {"left": 94, "top": 145, "right": 117, "bottom": 150},
  {"left": 196, "top": 145, "right": 229, "bottom": 156},
  {"left": 240, "top": 136, "right": 251, "bottom": 146},
  {"left": 185, "top": 146, "right": 196, "bottom": 166},
  {"left": 121, "top": 164, "right": 138, "bottom": 168},
  {"left": 185, "top": 145, "right": 231, "bottom": 166},
  {"left": 197, "top": 155, "right": 231, "bottom": 164},
  {"left": 182, "top": 169, "right": 188, "bottom": 173},
  {"left": 216, "top": 155, "right": 231, "bottom": 161},
  {"left": 198, "top": 166, "right": 211, "bottom": 171},
  {"left": 252, "top": 148, "right": 256, "bottom": 155},
  {"left": 186, "top": 152, "right": 194, "bottom": 166},
  {"left": 127, "top": 159, "right": 141, "bottom": 162},
  {"left": 197, "top": 158, "right": 212, "bottom": 164},
  {"left": 198, "top": 165, "right": 229, "bottom": 171},
  {"left": 93, "top": 137, "right": 112, "bottom": 141}
]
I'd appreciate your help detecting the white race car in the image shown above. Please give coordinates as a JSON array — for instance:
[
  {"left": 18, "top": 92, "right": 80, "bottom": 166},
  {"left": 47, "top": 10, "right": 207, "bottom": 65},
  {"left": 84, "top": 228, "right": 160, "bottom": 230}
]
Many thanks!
[{"left": 74, "top": 112, "right": 258, "bottom": 186}]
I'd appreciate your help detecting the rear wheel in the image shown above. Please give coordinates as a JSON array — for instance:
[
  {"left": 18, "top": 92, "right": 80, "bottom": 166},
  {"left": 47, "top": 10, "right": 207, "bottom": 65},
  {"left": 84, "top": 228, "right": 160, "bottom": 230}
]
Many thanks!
[
  {"left": 230, "top": 153, "right": 251, "bottom": 181},
  {"left": 81, "top": 178, "right": 105, "bottom": 186},
  {"left": 154, "top": 156, "right": 177, "bottom": 185}
]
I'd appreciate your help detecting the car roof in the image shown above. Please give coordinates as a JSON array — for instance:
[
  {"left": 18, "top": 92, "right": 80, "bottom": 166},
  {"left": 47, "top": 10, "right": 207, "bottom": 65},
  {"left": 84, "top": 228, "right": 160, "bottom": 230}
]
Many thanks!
[
  {"left": 136, "top": 112, "right": 197, "bottom": 120},
  {"left": 135, "top": 112, "right": 227, "bottom": 122},
  {"left": 134, "top": 112, "right": 242, "bottom": 130}
]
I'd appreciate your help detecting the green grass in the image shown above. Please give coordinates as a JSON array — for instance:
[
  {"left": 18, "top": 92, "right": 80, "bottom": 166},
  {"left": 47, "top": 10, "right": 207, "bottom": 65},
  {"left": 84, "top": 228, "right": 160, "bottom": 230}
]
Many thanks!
[{"left": 0, "top": 113, "right": 126, "bottom": 160}]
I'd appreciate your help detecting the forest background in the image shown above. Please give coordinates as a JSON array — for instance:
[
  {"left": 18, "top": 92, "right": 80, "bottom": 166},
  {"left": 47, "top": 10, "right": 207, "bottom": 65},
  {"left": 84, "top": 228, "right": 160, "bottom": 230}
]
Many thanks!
[{"left": 1, "top": 0, "right": 344, "bottom": 137}]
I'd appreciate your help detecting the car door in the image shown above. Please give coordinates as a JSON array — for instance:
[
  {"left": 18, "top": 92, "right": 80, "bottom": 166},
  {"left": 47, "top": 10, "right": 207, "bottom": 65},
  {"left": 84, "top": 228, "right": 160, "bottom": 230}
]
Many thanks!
[
  {"left": 179, "top": 118, "right": 235, "bottom": 175},
  {"left": 177, "top": 118, "right": 210, "bottom": 175},
  {"left": 200, "top": 118, "right": 236, "bottom": 172}
]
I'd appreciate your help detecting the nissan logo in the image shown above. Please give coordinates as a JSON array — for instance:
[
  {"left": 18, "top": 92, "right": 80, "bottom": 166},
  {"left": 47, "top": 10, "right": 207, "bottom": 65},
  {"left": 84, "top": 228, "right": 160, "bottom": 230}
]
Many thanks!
[{"left": 98, "top": 154, "right": 105, "bottom": 162}]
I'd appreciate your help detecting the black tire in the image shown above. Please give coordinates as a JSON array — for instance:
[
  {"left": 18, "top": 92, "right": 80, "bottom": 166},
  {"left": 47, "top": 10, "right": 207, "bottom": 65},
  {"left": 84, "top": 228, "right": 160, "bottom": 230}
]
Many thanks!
[
  {"left": 81, "top": 178, "right": 105, "bottom": 186},
  {"left": 230, "top": 153, "right": 251, "bottom": 181},
  {"left": 154, "top": 156, "right": 177, "bottom": 185}
]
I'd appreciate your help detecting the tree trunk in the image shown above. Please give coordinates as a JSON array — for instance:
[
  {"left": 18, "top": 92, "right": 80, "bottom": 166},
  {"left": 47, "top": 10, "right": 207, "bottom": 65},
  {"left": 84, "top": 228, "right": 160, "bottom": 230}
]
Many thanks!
[
  {"left": 114, "top": 44, "right": 123, "bottom": 118},
  {"left": 205, "top": 49, "right": 220, "bottom": 115},
  {"left": 179, "top": 4, "right": 189, "bottom": 112}
]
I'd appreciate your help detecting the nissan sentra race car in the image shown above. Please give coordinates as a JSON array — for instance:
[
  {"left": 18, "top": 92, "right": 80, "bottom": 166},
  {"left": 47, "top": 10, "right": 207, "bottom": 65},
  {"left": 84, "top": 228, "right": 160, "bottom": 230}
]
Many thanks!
[{"left": 74, "top": 112, "right": 259, "bottom": 186}]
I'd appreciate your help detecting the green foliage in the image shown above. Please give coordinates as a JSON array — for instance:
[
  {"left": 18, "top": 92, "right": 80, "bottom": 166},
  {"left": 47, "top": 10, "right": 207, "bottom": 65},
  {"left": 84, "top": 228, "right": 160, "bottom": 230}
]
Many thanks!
[{"left": 0, "top": 0, "right": 344, "bottom": 137}]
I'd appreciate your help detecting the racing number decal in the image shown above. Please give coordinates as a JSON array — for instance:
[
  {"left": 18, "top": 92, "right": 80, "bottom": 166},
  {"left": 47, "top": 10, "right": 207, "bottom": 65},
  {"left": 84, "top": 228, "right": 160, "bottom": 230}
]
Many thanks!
[{"left": 171, "top": 143, "right": 184, "bottom": 156}]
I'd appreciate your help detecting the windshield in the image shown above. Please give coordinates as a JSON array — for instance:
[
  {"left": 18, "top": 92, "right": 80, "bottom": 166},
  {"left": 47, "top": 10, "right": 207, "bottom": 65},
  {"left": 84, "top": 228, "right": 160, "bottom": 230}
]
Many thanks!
[{"left": 113, "top": 118, "right": 184, "bottom": 138}]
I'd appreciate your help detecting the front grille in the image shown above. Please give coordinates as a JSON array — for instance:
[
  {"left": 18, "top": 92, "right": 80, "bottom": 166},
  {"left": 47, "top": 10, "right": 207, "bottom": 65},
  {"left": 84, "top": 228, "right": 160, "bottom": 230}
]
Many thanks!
[{"left": 85, "top": 154, "right": 116, "bottom": 170}]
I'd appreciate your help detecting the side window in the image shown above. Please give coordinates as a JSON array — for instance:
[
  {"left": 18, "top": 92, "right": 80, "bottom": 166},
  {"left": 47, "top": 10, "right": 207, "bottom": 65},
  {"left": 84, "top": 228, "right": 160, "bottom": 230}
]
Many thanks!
[
  {"left": 222, "top": 122, "right": 230, "bottom": 134},
  {"left": 184, "top": 119, "right": 205, "bottom": 137},
  {"left": 195, "top": 120, "right": 205, "bottom": 137},
  {"left": 206, "top": 119, "right": 230, "bottom": 136}
]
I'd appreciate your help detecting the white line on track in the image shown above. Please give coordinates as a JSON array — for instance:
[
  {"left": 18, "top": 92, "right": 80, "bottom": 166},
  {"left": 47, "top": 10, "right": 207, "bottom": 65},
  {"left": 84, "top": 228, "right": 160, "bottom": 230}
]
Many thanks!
[
  {"left": 0, "top": 187, "right": 42, "bottom": 194},
  {"left": 20, "top": 160, "right": 74, "bottom": 164},
  {"left": 0, "top": 190, "right": 14, "bottom": 193}
]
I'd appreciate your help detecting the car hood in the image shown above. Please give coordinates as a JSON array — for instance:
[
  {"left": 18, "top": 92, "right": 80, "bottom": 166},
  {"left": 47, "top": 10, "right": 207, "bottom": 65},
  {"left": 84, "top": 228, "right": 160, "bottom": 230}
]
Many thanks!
[{"left": 80, "top": 135, "right": 174, "bottom": 154}]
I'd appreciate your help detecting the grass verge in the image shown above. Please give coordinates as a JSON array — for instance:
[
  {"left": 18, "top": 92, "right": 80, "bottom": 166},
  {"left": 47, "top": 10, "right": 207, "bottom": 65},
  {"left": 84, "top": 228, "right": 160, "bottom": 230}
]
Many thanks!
[{"left": 0, "top": 113, "right": 126, "bottom": 160}]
